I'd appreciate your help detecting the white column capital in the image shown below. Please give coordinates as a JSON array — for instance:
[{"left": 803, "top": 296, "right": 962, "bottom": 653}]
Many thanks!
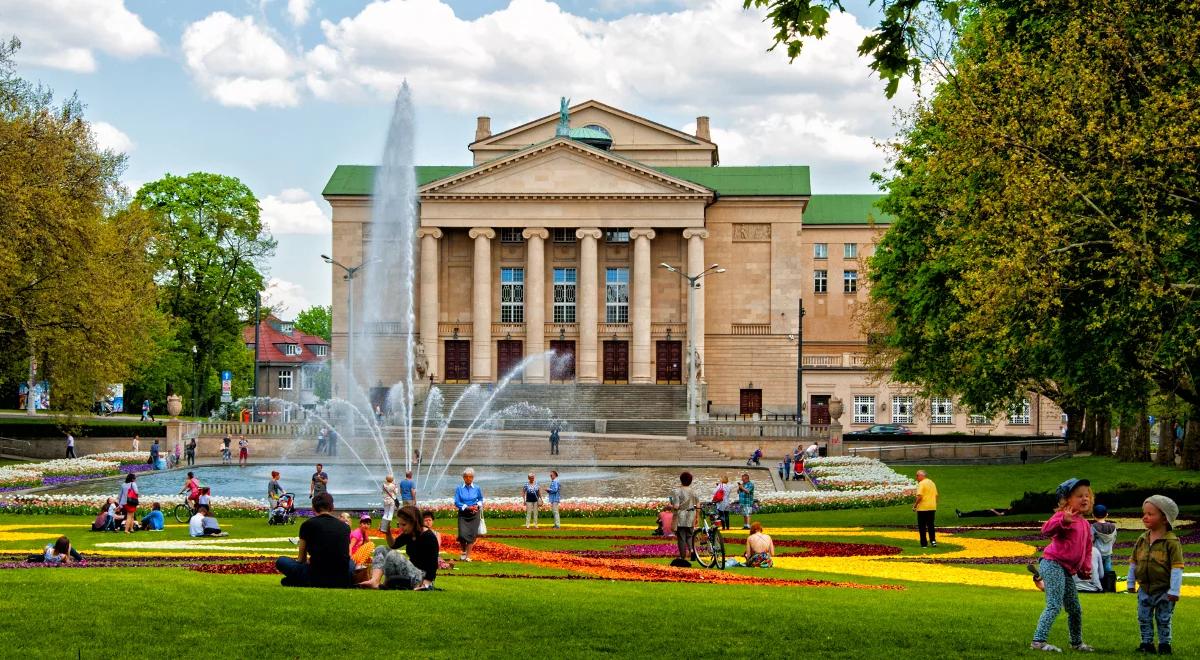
[
  {"left": 522, "top": 227, "right": 549, "bottom": 240},
  {"left": 417, "top": 227, "right": 444, "bottom": 239},
  {"left": 682, "top": 228, "right": 708, "bottom": 240},
  {"left": 468, "top": 227, "right": 496, "bottom": 240},
  {"left": 630, "top": 228, "right": 656, "bottom": 241},
  {"left": 575, "top": 227, "right": 603, "bottom": 241}
]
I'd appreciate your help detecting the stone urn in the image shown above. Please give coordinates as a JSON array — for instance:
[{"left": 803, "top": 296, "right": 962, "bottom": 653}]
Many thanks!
[
  {"left": 167, "top": 394, "right": 183, "bottom": 417},
  {"left": 828, "top": 397, "right": 844, "bottom": 425}
]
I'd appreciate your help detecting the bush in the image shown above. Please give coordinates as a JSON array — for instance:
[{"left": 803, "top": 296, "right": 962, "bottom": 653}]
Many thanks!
[{"left": 0, "top": 420, "right": 166, "bottom": 438}]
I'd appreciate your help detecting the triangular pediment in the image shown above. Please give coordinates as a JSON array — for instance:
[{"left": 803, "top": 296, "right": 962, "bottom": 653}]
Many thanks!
[
  {"left": 468, "top": 99, "right": 710, "bottom": 152},
  {"left": 421, "top": 138, "right": 713, "bottom": 199}
]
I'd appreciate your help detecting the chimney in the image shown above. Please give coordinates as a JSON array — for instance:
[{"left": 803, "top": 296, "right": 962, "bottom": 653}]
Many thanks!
[
  {"left": 475, "top": 116, "right": 491, "bottom": 141},
  {"left": 695, "top": 116, "right": 711, "bottom": 141}
]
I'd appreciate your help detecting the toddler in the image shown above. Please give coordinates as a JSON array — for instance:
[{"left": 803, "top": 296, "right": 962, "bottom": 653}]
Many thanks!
[
  {"left": 1030, "top": 477, "right": 1096, "bottom": 652},
  {"left": 1127, "top": 495, "right": 1183, "bottom": 655},
  {"left": 1091, "top": 504, "right": 1117, "bottom": 575}
]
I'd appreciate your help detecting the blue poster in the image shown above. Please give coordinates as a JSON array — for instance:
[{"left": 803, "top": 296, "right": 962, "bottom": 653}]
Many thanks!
[{"left": 18, "top": 381, "right": 50, "bottom": 410}]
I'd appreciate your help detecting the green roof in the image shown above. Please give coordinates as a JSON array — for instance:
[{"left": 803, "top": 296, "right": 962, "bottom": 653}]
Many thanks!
[
  {"left": 322, "top": 163, "right": 811, "bottom": 197},
  {"left": 803, "top": 194, "right": 892, "bottom": 225}
]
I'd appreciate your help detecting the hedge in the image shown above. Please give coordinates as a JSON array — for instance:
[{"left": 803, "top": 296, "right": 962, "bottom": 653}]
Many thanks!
[
  {"left": 0, "top": 421, "right": 166, "bottom": 439},
  {"left": 1007, "top": 481, "right": 1200, "bottom": 514}
]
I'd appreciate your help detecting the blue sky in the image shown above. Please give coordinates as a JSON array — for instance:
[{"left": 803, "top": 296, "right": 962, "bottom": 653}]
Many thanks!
[{"left": 1, "top": 0, "right": 901, "bottom": 314}]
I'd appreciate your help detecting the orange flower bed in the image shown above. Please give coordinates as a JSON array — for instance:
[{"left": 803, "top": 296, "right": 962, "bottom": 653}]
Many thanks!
[{"left": 470, "top": 540, "right": 903, "bottom": 590}]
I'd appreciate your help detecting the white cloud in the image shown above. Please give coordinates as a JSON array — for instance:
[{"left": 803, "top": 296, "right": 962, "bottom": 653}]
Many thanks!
[
  {"left": 287, "top": 0, "right": 314, "bottom": 26},
  {"left": 181, "top": 11, "right": 300, "bottom": 109},
  {"left": 263, "top": 277, "right": 312, "bottom": 316},
  {"left": 2, "top": 0, "right": 160, "bottom": 72},
  {"left": 90, "top": 121, "right": 135, "bottom": 154},
  {"left": 260, "top": 188, "right": 330, "bottom": 235}
]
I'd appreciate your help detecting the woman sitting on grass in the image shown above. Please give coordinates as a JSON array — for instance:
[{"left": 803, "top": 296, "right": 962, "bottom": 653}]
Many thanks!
[
  {"left": 743, "top": 522, "right": 775, "bottom": 568},
  {"left": 140, "top": 502, "right": 164, "bottom": 531},
  {"left": 359, "top": 505, "right": 438, "bottom": 590},
  {"left": 44, "top": 536, "right": 83, "bottom": 565}
]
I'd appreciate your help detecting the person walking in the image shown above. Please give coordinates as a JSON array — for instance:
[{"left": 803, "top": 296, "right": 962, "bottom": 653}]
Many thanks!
[
  {"left": 131, "top": 435, "right": 140, "bottom": 452},
  {"left": 1021, "top": 446, "right": 1029, "bottom": 465},
  {"left": 381, "top": 475, "right": 399, "bottom": 535},
  {"left": 546, "top": 470, "right": 562, "bottom": 529},
  {"left": 185, "top": 437, "right": 197, "bottom": 466},
  {"left": 149, "top": 438, "right": 161, "bottom": 469},
  {"left": 737, "top": 472, "right": 756, "bottom": 529},
  {"left": 668, "top": 471, "right": 699, "bottom": 562},
  {"left": 65, "top": 433, "right": 76, "bottom": 458},
  {"left": 783, "top": 454, "right": 792, "bottom": 482},
  {"left": 399, "top": 471, "right": 416, "bottom": 507},
  {"left": 141, "top": 398, "right": 155, "bottom": 422},
  {"left": 238, "top": 436, "right": 248, "bottom": 467},
  {"left": 549, "top": 422, "right": 560, "bottom": 455},
  {"left": 914, "top": 469, "right": 938, "bottom": 548}
]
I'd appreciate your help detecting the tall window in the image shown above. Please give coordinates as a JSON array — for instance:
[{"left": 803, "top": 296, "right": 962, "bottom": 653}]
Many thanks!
[
  {"left": 844, "top": 243, "right": 858, "bottom": 259},
  {"left": 892, "top": 395, "right": 914, "bottom": 424},
  {"left": 814, "top": 269, "right": 828, "bottom": 294},
  {"left": 278, "top": 369, "right": 293, "bottom": 391},
  {"left": 814, "top": 243, "right": 828, "bottom": 259},
  {"left": 604, "top": 228, "right": 630, "bottom": 243},
  {"left": 501, "top": 267, "right": 524, "bottom": 323},
  {"left": 1009, "top": 398, "right": 1031, "bottom": 425},
  {"left": 853, "top": 395, "right": 875, "bottom": 424},
  {"left": 553, "top": 228, "right": 577, "bottom": 243},
  {"left": 844, "top": 270, "right": 858, "bottom": 293},
  {"left": 553, "top": 268, "right": 577, "bottom": 323},
  {"left": 301, "top": 367, "right": 314, "bottom": 390},
  {"left": 931, "top": 398, "right": 954, "bottom": 425},
  {"left": 499, "top": 228, "right": 524, "bottom": 243},
  {"left": 605, "top": 267, "right": 629, "bottom": 323}
]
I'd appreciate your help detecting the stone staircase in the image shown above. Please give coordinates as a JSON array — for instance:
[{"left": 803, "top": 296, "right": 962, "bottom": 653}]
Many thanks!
[
  {"left": 378, "top": 428, "right": 730, "bottom": 463},
  {"left": 412, "top": 384, "right": 689, "bottom": 436}
]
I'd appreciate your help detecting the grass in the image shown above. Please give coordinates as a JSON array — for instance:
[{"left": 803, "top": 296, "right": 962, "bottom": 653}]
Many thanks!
[{"left": 1, "top": 455, "right": 1197, "bottom": 658}]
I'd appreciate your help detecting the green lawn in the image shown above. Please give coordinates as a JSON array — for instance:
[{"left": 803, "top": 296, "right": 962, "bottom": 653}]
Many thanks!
[{"left": 1, "top": 455, "right": 1196, "bottom": 658}]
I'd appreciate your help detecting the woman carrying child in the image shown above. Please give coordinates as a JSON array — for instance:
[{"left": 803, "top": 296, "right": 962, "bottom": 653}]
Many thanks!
[{"left": 1029, "top": 477, "right": 1097, "bottom": 653}]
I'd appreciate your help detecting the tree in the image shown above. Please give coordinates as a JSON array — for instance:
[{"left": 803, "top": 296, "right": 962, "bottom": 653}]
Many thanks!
[
  {"left": 862, "top": 1, "right": 1200, "bottom": 463},
  {"left": 134, "top": 172, "right": 276, "bottom": 415},
  {"left": 0, "top": 37, "right": 161, "bottom": 413},
  {"left": 294, "top": 305, "right": 332, "bottom": 342}
]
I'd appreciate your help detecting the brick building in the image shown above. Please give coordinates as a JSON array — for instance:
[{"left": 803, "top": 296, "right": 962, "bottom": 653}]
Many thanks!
[{"left": 243, "top": 316, "right": 330, "bottom": 408}]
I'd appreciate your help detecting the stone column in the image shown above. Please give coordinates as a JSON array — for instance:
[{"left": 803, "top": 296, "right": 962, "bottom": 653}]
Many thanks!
[
  {"left": 469, "top": 227, "right": 495, "bottom": 383},
  {"left": 576, "top": 227, "right": 602, "bottom": 383},
  {"left": 418, "top": 228, "right": 442, "bottom": 383},
  {"left": 522, "top": 228, "right": 549, "bottom": 383},
  {"left": 683, "top": 228, "right": 708, "bottom": 386},
  {"left": 629, "top": 228, "right": 656, "bottom": 383}
]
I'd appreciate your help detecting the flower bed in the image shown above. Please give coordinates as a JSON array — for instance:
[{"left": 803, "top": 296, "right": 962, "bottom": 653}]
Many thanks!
[
  {"left": 0, "top": 469, "right": 43, "bottom": 491},
  {"left": 30, "top": 459, "right": 120, "bottom": 477},
  {"left": 0, "top": 494, "right": 267, "bottom": 517},
  {"left": 87, "top": 452, "right": 151, "bottom": 466},
  {"left": 804, "top": 457, "right": 916, "bottom": 493}
]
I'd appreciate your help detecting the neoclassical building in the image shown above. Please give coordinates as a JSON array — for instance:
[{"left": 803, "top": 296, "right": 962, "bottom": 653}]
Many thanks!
[{"left": 323, "top": 101, "right": 1060, "bottom": 435}]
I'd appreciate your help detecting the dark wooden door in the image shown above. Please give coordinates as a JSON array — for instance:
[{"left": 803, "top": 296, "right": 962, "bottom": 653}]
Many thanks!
[
  {"left": 602, "top": 341, "right": 629, "bottom": 382},
  {"left": 740, "top": 389, "right": 763, "bottom": 416},
  {"left": 810, "top": 395, "right": 831, "bottom": 425},
  {"left": 497, "top": 340, "right": 523, "bottom": 381},
  {"left": 656, "top": 340, "right": 682, "bottom": 383},
  {"left": 549, "top": 340, "right": 575, "bottom": 382},
  {"left": 444, "top": 340, "right": 470, "bottom": 382}
]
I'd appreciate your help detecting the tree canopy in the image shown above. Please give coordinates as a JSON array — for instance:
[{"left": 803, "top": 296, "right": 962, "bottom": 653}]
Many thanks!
[
  {"left": 0, "top": 37, "right": 161, "bottom": 413},
  {"left": 294, "top": 305, "right": 331, "bottom": 342}
]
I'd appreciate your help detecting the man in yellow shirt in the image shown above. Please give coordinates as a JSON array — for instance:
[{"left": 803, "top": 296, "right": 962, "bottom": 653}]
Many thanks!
[{"left": 913, "top": 469, "right": 938, "bottom": 547}]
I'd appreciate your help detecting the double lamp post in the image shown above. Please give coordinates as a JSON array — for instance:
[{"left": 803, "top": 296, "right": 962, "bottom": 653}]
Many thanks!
[{"left": 660, "top": 261, "right": 724, "bottom": 424}]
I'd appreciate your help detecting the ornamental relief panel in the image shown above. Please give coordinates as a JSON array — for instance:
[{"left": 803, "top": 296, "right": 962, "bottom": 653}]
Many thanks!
[{"left": 732, "top": 223, "right": 771, "bottom": 242}]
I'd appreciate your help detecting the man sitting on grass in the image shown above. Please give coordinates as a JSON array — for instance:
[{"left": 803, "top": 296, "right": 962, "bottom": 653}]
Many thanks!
[
  {"left": 189, "top": 505, "right": 227, "bottom": 537},
  {"left": 275, "top": 492, "right": 353, "bottom": 588}
]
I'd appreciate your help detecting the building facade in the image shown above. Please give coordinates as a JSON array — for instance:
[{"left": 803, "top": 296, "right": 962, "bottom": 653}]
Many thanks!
[
  {"left": 323, "top": 100, "right": 1058, "bottom": 435},
  {"left": 242, "top": 316, "right": 330, "bottom": 408}
]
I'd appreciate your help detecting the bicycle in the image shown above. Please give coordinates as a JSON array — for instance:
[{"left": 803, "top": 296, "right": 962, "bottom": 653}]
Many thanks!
[
  {"left": 691, "top": 503, "right": 726, "bottom": 569},
  {"left": 173, "top": 495, "right": 199, "bottom": 523}
]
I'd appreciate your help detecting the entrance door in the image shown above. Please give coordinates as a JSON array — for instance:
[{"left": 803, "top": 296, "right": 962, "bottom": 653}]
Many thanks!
[
  {"left": 602, "top": 341, "right": 629, "bottom": 383},
  {"left": 739, "top": 389, "right": 763, "bottom": 416},
  {"left": 549, "top": 340, "right": 575, "bottom": 382},
  {"left": 444, "top": 340, "right": 470, "bottom": 382},
  {"left": 497, "top": 340, "right": 524, "bottom": 381},
  {"left": 656, "top": 340, "right": 682, "bottom": 383},
  {"left": 810, "top": 395, "right": 831, "bottom": 425}
]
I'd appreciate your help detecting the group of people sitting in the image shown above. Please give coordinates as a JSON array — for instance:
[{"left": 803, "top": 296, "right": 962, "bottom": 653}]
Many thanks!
[
  {"left": 274, "top": 492, "right": 441, "bottom": 590},
  {"left": 90, "top": 499, "right": 164, "bottom": 532}
]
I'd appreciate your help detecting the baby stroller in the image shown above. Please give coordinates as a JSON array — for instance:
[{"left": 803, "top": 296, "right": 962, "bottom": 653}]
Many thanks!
[{"left": 268, "top": 493, "right": 297, "bottom": 525}]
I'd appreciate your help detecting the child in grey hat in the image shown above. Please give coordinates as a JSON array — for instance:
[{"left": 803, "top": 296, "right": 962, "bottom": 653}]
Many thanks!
[{"left": 1127, "top": 495, "right": 1183, "bottom": 655}]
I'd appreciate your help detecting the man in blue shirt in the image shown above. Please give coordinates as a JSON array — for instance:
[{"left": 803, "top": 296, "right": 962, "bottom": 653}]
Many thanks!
[
  {"left": 737, "top": 472, "right": 756, "bottom": 529},
  {"left": 454, "top": 468, "right": 484, "bottom": 561},
  {"left": 399, "top": 471, "right": 417, "bottom": 506},
  {"left": 546, "top": 470, "right": 562, "bottom": 529},
  {"left": 149, "top": 439, "right": 161, "bottom": 468}
]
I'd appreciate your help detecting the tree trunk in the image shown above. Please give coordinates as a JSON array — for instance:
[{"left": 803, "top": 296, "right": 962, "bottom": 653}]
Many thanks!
[
  {"left": 1155, "top": 417, "right": 1177, "bottom": 467},
  {"left": 1133, "top": 414, "right": 1152, "bottom": 462},
  {"left": 1097, "top": 414, "right": 1113, "bottom": 456},
  {"left": 25, "top": 352, "right": 37, "bottom": 416},
  {"left": 1181, "top": 418, "right": 1200, "bottom": 471},
  {"left": 1116, "top": 415, "right": 1137, "bottom": 462},
  {"left": 1065, "top": 406, "right": 1084, "bottom": 451}
]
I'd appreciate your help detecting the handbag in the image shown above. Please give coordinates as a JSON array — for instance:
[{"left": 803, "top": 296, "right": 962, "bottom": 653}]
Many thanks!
[
  {"left": 126, "top": 486, "right": 139, "bottom": 507},
  {"left": 478, "top": 510, "right": 488, "bottom": 535},
  {"left": 712, "top": 487, "right": 725, "bottom": 503}
]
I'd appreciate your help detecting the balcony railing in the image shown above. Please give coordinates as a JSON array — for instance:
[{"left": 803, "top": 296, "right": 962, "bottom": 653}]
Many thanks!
[
  {"left": 731, "top": 323, "right": 771, "bottom": 335},
  {"left": 438, "top": 322, "right": 471, "bottom": 338},
  {"left": 801, "top": 354, "right": 871, "bottom": 369}
]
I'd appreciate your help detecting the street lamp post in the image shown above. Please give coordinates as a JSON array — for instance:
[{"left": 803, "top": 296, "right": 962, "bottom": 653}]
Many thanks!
[
  {"left": 660, "top": 262, "right": 725, "bottom": 424},
  {"left": 321, "top": 255, "right": 370, "bottom": 400},
  {"left": 191, "top": 344, "right": 199, "bottom": 418}
]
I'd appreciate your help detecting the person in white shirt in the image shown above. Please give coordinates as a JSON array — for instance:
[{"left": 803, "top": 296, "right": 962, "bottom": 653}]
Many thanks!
[
  {"left": 805, "top": 443, "right": 819, "bottom": 459},
  {"left": 189, "top": 510, "right": 205, "bottom": 537}
]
